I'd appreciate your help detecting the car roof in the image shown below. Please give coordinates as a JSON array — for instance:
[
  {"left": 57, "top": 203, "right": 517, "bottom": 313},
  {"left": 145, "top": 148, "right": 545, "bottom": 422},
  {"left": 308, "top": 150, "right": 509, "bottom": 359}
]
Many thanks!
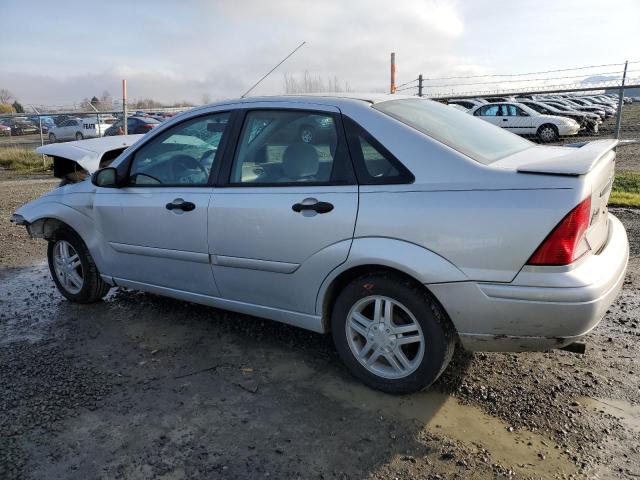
[{"left": 186, "top": 93, "right": 418, "bottom": 113}]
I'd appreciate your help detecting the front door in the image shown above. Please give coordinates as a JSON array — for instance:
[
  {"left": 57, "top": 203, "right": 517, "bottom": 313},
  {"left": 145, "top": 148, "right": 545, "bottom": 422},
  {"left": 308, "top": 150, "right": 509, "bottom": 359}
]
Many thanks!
[
  {"left": 208, "top": 107, "right": 358, "bottom": 314},
  {"left": 94, "top": 111, "right": 232, "bottom": 296}
]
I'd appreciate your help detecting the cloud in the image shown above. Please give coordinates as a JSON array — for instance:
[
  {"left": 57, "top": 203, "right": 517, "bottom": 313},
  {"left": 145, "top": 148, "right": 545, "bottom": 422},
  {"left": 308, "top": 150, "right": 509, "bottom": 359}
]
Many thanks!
[{"left": 0, "top": 0, "right": 469, "bottom": 105}]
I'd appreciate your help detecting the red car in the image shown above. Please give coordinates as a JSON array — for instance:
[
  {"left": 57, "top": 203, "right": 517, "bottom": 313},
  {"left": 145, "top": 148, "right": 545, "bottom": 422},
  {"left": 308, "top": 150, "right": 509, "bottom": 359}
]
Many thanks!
[{"left": 0, "top": 124, "right": 11, "bottom": 136}]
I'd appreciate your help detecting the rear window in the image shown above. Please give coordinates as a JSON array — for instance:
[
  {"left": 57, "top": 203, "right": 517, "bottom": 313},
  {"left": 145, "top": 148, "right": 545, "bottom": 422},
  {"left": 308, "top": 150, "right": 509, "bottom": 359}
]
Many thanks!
[{"left": 373, "top": 98, "right": 533, "bottom": 165}]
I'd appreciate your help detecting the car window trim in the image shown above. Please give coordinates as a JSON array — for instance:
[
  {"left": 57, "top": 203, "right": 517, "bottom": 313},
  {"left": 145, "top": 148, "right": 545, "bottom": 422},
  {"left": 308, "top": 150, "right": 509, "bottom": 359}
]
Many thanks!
[
  {"left": 342, "top": 116, "right": 414, "bottom": 186},
  {"left": 217, "top": 107, "right": 356, "bottom": 188},
  {"left": 116, "top": 109, "right": 238, "bottom": 189}
]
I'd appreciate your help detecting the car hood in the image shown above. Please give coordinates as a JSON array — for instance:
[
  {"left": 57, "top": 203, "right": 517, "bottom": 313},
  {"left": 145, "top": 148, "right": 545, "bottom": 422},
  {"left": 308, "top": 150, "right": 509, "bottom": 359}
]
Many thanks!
[{"left": 36, "top": 135, "right": 143, "bottom": 173}]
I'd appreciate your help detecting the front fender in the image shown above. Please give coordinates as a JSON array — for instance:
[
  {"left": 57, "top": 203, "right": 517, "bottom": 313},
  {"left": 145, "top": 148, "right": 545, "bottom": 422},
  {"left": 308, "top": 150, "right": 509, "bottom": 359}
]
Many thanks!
[
  {"left": 14, "top": 199, "right": 108, "bottom": 273},
  {"left": 315, "top": 237, "right": 467, "bottom": 315}
]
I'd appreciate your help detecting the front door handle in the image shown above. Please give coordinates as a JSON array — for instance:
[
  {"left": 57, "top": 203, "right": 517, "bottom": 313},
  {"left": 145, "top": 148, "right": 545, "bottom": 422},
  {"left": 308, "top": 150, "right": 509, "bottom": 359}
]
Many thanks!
[
  {"left": 502, "top": 118, "right": 508, "bottom": 121},
  {"left": 292, "top": 200, "right": 334, "bottom": 214},
  {"left": 166, "top": 199, "right": 196, "bottom": 212}
]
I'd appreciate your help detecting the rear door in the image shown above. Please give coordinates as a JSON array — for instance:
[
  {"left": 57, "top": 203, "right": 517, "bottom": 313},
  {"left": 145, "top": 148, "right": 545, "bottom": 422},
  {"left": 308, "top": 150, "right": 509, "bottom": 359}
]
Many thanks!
[
  {"left": 208, "top": 105, "right": 358, "bottom": 314},
  {"left": 473, "top": 104, "right": 501, "bottom": 127}
]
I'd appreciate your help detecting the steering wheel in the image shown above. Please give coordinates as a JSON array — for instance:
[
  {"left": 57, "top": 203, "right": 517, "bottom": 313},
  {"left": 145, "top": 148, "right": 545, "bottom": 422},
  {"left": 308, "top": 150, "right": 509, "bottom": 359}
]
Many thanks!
[
  {"left": 171, "top": 154, "right": 208, "bottom": 181},
  {"left": 199, "top": 149, "right": 216, "bottom": 175}
]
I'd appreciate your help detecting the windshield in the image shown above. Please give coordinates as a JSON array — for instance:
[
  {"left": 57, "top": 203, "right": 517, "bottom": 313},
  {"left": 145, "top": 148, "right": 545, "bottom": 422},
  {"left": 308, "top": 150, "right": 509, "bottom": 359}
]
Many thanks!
[{"left": 373, "top": 98, "right": 533, "bottom": 164}]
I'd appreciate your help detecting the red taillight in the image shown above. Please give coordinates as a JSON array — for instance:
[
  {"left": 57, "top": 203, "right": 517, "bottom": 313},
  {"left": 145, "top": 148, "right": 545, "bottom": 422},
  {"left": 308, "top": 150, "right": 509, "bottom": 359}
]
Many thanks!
[
  {"left": 527, "top": 197, "right": 592, "bottom": 266},
  {"left": 141, "top": 124, "right": 154, "bottom": 130}
]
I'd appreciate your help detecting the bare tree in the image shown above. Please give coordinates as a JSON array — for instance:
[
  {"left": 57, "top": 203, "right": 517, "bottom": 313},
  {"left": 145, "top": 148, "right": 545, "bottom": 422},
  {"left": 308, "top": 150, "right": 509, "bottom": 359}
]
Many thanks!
[
  {"left": 201, "top": 93, "right": 211, "bottom": 105},
  {"left": 0, "top": 88, "right": 14, "bottom": 104},
  {"left": 283, "top": 71, "right": 353, "bottom": 94}
]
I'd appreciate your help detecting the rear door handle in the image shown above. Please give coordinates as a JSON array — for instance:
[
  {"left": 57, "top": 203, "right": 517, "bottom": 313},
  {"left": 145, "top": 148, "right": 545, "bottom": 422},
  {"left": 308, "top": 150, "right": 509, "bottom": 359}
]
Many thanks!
[
  {"left": 166, "top": 199, "right": 196, "bottom": 212},
  {"left": 292, "top": 200, "right": 334, "bottom": 214},
  {"left": 502, "top": 118, "right": 508, "bottom": 121}
]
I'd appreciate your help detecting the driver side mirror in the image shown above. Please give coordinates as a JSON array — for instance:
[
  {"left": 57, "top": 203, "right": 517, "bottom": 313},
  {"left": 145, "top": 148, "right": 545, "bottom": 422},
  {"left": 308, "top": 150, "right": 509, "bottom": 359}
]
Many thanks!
[{"left": 92, "top": 167, "right": 119, "bottom": 188}]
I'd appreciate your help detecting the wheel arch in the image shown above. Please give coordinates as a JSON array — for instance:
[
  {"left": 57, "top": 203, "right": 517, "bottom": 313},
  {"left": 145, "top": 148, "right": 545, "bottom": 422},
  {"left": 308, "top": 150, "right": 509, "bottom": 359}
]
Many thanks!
[{"left": 316, "top": 237, "right": 467, "bottom": 332}]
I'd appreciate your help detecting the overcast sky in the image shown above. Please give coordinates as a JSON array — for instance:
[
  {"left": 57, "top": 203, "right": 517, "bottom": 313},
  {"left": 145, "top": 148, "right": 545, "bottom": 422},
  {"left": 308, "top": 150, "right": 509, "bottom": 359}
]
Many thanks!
[{"left": 1, "top": 0, "right": 639, "bottom": 106}]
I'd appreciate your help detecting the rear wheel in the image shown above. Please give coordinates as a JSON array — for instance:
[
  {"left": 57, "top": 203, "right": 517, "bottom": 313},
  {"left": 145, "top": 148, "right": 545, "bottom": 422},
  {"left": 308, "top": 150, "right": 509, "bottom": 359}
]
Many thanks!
[
  {"left": 48, "top": 229, "right": 111, "bottom": 303},
  {"left": 537, "top": 124, "right": 558, "bottom": 143},
  {"left": 331, "top": 273, "right": 455, "bottom": 394},
  {"left": 75, "top": 132, "right": 84, "bottom": 140}
]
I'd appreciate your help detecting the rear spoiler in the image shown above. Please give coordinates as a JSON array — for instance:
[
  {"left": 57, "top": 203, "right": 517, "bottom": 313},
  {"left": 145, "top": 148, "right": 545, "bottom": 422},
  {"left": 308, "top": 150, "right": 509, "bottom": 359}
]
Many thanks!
[{"left": 517, "top": 139, "right": 638, "bottom": 176}]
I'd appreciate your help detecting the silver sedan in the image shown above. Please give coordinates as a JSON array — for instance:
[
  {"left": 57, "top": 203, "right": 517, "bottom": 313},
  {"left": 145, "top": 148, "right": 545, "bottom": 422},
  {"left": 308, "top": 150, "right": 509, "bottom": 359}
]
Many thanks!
[{"left": 11, "top": 95, "right": 629, "bottom": 393}]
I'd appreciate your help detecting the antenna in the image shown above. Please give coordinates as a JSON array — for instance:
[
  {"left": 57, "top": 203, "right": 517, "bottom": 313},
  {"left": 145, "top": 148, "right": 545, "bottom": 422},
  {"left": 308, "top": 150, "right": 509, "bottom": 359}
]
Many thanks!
[{"left": 241, "top": 41, "right": 306, "bottom": 98}]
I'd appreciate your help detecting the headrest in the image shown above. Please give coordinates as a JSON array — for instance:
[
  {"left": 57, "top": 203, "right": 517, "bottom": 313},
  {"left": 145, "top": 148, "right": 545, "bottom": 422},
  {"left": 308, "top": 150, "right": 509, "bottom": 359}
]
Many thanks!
[{"left": 282, "top": 143, "right": 319, "bottom": 179}]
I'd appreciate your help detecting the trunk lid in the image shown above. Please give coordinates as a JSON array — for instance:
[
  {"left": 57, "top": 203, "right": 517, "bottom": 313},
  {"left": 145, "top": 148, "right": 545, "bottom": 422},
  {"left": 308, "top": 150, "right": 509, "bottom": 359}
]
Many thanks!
[{"left": 492, "top": 139, "right": 630, "bottom": 257}]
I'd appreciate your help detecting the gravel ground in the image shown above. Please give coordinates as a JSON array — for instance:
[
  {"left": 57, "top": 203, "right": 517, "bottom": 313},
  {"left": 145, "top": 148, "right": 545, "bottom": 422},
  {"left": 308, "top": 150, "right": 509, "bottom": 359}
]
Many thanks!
[{"left": 0, "top": 176, "right": 639, "bottom": 480}]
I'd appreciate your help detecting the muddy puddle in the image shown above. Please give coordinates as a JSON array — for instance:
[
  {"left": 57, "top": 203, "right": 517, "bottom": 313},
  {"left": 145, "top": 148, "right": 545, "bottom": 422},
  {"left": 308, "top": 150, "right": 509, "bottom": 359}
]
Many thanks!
[
  {"left": 580, "top": 396, "right": 640, "bottom": 434},
  {"left": 318, "top": 377, "right": 578, "bottom": 477},
  {"left": 0, "top": 262, "right": 57, "bottom": 344}
]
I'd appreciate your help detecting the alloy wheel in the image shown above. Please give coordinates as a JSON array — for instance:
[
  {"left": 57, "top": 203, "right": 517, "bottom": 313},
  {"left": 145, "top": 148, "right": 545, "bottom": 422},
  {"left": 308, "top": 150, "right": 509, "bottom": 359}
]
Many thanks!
[
  {"left": 52, "top": 240, "right": 84, "bottom": 294},
  {"left": 345, "top": 295, "right": 425, "bottom": 379}
]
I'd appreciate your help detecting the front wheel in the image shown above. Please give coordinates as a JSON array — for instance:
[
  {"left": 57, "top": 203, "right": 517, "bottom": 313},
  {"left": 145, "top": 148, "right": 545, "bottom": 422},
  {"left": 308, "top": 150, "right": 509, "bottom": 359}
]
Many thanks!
[
  {"left": 331, "top": 273, "right": 455, "bottom": 394},
  {"left": 48, "top": 229, "right": 111, "bottom": 303},
  {"left": 537, "top": 124, "right": 558, "bottom": 143},
  {"left": 75, "top": 132, "right": 84, "bottom": 140},
  {"left": 48, "top": 133, "right": 56, "bottom": 143}
]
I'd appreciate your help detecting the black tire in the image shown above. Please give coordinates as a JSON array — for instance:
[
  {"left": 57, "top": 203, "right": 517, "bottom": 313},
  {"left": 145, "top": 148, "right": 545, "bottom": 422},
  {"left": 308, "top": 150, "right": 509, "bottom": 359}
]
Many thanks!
[
  {"left": 75, "top": 132, "right": 84, "bottom": 140},
  {"left": 47, "top": 228, "right": 111, "bottom": 303},
  {"left": 331, "top": 272, "right": 455, "bottom": 394},
  {"left": 48, "top": 133, "right": 56, "bottom": 143},
  {"left": 537, "top": 124, "right": 558, "bottom": 143}
]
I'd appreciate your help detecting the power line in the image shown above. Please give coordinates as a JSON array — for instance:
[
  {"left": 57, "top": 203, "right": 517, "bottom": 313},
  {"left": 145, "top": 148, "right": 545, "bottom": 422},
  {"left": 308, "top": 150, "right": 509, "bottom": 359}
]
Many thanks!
[
  {"left": 420, "top": 61, "right": 638, "bottom": 82},
  {"left": 395, "top": 78, "right": 418, "bottom": 89}
]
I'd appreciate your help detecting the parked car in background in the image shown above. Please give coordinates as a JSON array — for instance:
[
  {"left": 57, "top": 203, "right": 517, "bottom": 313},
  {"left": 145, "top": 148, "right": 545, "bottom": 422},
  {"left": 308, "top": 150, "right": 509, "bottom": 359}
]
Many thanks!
[
  {"left": 540, "top": 98, "right": 606, "bottom": 120},
  {"left": 517, "top": 100, "right": 599, "bottom": 134},
  {"left": 48, "top": 118, "right": 112, "bottom": 142},
  {"left": 0, "top": 123, "right": 11, "bottom": 136},
  {"left": 469, "top": 102, "right": 580, "bottom": 142},
  {"left": 447, "top": 98, "right": 487, "bottom": 110},
  {"left": 0, "top": 117, "right": 39, "bottom": 135},
  {"left": 11, "top": 95, "right": 628, "bottom": 394},
  {"left": 104, "top": 116, "right": 161, "bottom": 135}
]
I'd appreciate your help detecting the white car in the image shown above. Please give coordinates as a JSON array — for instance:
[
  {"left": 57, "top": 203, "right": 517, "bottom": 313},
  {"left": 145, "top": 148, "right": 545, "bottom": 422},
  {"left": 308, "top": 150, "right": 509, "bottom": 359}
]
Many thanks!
[
  {"left": 49, "top": 118, "right": 113, "bottom": 142},
  {"left": 469, "top": 102, "right": 581, "bottom": 142}
]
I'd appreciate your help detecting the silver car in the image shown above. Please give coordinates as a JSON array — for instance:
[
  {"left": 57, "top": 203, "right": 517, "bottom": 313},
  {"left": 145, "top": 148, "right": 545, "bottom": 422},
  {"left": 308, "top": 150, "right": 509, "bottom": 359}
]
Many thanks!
[{"left": 11, "top": 95, "right": 629, "bottom": 394}]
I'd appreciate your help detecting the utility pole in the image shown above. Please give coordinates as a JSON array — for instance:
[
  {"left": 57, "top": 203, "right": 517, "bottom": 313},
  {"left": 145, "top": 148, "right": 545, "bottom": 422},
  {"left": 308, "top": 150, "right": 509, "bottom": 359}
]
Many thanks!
[
  {"left": 614, "top": 60, "right": 628, "bottom": 139},
  {"left": 418, "top": 74, "right": 423, "bottom": 97},
  {"left": 122, "top": 79, "right": 128, "bottom": 135},
  {"left": 390, "top": 53, "right": 396, "bottom": 93}
]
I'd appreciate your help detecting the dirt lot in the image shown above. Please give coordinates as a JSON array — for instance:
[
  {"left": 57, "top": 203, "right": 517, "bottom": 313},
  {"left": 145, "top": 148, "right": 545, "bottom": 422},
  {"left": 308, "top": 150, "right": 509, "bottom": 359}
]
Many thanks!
[{"left": 1, "top": 176, "right": 639, "bottom": 480}]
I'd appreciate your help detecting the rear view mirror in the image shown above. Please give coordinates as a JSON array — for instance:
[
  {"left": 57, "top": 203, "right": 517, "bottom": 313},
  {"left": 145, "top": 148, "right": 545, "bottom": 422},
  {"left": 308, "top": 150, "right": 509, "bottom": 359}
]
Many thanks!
[{"left": 92, "top": 167, "right": 119, "bottom": 188}]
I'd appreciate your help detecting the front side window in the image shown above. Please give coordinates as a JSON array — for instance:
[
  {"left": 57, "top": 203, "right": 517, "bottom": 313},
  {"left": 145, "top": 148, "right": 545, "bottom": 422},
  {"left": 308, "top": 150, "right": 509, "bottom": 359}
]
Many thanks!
[
  {"left": 374, "top": 98, "right": 533, "bottom": 165},
  {"left": 128, "top": 112, "right": 230, "bottom": 186},
  {"left": 230, "top": 110, "right": 341, "bottom": 185}
]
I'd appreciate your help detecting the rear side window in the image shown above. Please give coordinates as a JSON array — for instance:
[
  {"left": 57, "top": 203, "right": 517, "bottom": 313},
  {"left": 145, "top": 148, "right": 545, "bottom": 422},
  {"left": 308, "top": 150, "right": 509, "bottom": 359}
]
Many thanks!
[
  {"left": 229, "top": 109, "right": 352, "bottom": 186},
  {"left": 343, "top": 117, "right": 413, "bottom": 185},
  {"left": 374, "top": 98, "right": 533, "bottom": 165}
]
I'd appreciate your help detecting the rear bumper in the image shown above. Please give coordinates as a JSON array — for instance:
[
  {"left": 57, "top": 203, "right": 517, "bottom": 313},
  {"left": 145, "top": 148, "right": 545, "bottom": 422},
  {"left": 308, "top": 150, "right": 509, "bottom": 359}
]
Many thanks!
[{"left": 429, "top": 213, "right": 629, "bottom": 352}]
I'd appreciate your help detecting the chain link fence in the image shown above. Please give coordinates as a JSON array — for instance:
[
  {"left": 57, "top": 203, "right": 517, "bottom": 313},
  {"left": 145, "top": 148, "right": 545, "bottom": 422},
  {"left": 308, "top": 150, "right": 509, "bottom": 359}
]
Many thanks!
[{"left": 0, "top": 106, "right": 192, "bottom": 151}]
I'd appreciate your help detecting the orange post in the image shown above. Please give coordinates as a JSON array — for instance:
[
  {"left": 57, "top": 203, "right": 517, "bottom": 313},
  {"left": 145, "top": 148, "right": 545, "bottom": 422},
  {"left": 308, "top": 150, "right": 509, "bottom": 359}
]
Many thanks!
[{"left": 390, "top": 52, "right": 396, "bottom": 94}]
